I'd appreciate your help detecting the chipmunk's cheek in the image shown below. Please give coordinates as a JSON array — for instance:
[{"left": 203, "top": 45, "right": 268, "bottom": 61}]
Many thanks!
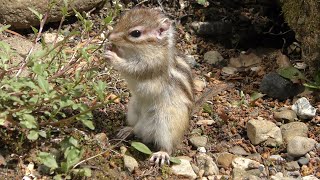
[{"left": 111, "top": 45, "right": 124, "bottom": 58}]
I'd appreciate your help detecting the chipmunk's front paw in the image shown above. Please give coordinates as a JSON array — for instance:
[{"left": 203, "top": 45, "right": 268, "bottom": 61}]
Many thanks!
[
  {"left": 150, "top": 151, "right": 170, "bottom": 166},
  {"left": 117, "top": 126, "right": 134, "bottom": 139},
  {"left": 104, "top": 50, "right": 119, "bottom": 61}
]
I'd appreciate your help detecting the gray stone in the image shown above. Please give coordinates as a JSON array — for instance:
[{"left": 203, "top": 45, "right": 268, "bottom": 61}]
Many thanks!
[
  {"left": 185, "top": 55, "right": 197, "bottom": 67},
  {"left": 268, "top": 155, "right": 286, "bottom": 164},
  {"left": 247, "top": 153, "right": 262, "bottom": 163},
  {"left": 271, "top": 172, "right": 297, "bottom": 180},
  {"left": 287, "top": 136, "right": 317, "bottom": 157},
  {"left": 221, "top": 66, "right": 237, "bottom": 75},
  {"left": 204, "top": 50, "right": 224, "bottom": 65},
  {"left": 229, "top": 52, "right": 261, "bottom": 68},
  {"left": 123, "top": 155, "right": 138, "bottom": 173},
  {"left": 189, "top": 136, "right": 208, "bottom": 148},
  {"left": 281, "top": 122, "right": 308, "bottom": 142},
  {"left": 259, "top": 72, "right": 304, "bottom": 100},
  {"left": 287, "top": 171, "right": 302, "bottom": 179},
  {"left": 232, "top": 168, "right": 260, "bottom": 180},
  {"left": 196, "top": 153, "right": 219, "bottom": 176},
  {"left": 172, "top": 157, "right": 197, "bottom": 179},
  {"left": 274, "top": 110, "right": 297, "bottom": 123},
  {"left": 285, "top": 161, "right": 300, "bottom": 171},
  {"left": 297, "top": 157, "right": 310, "bottom": 165},
  {"left": 0, "top": 0, "right": 106, "bottom": 29},
  {"left": 229, "top": 145, "right": 250, "bottom": 156},
  {"left": 247, "top": 119, "right": 283, "bottom": 145}
]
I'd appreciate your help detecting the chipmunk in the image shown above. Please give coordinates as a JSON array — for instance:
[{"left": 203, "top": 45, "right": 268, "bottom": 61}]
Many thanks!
[{"left": 105, "top": 8, "right": 194, "bottom": 165}]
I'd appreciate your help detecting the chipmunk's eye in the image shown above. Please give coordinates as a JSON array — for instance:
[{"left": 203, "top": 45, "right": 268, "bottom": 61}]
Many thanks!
[{"left": 129, "top": 30, "right": 141, "bottom": 38}]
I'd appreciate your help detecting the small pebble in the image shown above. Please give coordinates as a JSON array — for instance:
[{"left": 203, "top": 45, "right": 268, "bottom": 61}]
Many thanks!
[{"left": 297, "top": 157, "right": 309, "bottom": 165}]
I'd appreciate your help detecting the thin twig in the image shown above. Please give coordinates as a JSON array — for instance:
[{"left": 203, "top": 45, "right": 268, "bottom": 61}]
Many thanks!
[
  {"left": 72, "top": 133, "right": 130, "bottom": 170},
  {"left": 15, "top": 11, "right": 49, "bottom": 77}
]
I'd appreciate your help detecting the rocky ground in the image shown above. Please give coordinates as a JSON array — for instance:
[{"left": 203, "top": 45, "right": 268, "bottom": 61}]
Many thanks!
[{"left": 0, "top": 1, "right": 319, "bottom": 180}]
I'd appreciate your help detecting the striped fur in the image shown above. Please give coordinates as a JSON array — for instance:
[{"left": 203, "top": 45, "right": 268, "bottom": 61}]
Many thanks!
[{"left": 107, "top": 8, "right": 194, "bottom": 154}]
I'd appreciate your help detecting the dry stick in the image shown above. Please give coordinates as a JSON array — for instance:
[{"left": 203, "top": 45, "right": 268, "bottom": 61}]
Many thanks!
[
  {"left": 71, "top": 131, "right": 131, "bottom": 170},
  {"left": 15, "top": 11, "right": 49, "bottom": 77},
  {"left": 4, "top": 29, "right": 27, "bottom": 39}
]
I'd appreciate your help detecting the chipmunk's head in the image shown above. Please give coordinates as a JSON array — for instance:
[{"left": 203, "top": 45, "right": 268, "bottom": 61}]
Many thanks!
[{"left": 108, "top": 8, "right": 174, "bottom": 55}]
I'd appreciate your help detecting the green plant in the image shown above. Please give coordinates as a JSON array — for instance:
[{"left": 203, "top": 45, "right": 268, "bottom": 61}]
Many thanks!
[
  {"left": 277, "top": 66, "right": 320, "bottom": 89},
  {"left": 197, "top": 0, "right": 209, "bottom": 7},
  {"left": 0, "top": 0, "right": 122, "bottom": 178},
  {"left": 38, "top": 137, "right": 90, "bottom": 179}
]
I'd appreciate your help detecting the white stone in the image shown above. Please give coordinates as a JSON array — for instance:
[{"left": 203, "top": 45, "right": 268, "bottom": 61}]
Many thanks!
[
  {"left": 196, "top": 120, "right": 215, "bottom": 125},
  {"left": 196, "top": 153, "right": 219, "bottom": 176},
  {"left": 172, "top": 158, "right": 197, "bottom": 179},
  {"left": 302, "top": 175, "right": 319, "bottom": 180},
  {"left": 232, "top": 157, "right": 262, "bottom": 170},
  {"left": 43, "top": 33, "right": 64, "bottom": 44},
  {"left": 247, "top": 119, "right": 283, "bottom": 145},
  {"left": 123, "top": 155, "right": 138, "bottom": 173},
  {"left": 292, "top": 97, "right": 317, "bottom": 119},
  {"left": 194, "top": 79, "right": 206, "bottom": 92},
  {"left": 197, "top": 147, "right": 207, "bottom": 153}
]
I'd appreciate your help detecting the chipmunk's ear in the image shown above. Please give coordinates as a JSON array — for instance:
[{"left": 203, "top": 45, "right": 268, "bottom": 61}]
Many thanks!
[{"left": 156, "top": 18, "right": 172, "bottom": 39}]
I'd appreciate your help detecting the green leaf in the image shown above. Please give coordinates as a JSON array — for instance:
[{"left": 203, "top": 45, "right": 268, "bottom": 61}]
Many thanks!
[
  {"left": 80, "top": 119, "right": 95, "bottom": 130},
  {"left": 28, "top": 7, "right": 43, "bottom": 20},
  {"left": 314, "top": 71, "right": 320, "bottom": 85},
  {"left": 30, "top": 26, "right": 39, "bottom": 34},
  {"left": 93, "top": 80, "right": 106, "bottom": 101},
  {"left": 38, "top": 130, "right": 47, "bottom": 138},
  {"left": 277, "top": 67, "right": 305, "bottom": 81},
  {"left": 197, "top": 0, "right": 207, "bottom": 5},
  {"left": 38, "top": 152, "right": 58, "bottom": 170},
  {"left": 37, "top": 75, "right": 50, "bottom": 94},
  {"left": 74, "top": 9, "right": 84, "bottom": 21},
  {"left": 103, "top": 16, "right": 113, "bottom": 24},
  {"left": 0, "top": 25, "right": 11, "bottom": 33},
  {"left": 32, "top": 63, "right": 45, "bottom": 75},
  {"left": 53, "top": 174, "right": 63, "bottom": 180},
  {"left": 169, "top": 157, "right": 181, "bottom": 164},
  {"left": 64, "top": 147, "right": 83, "bottom": 170},
  {"left": 131, "top": 142, "right": 152, "bottom": 155},
  {"left": 0, "top": 118, "right": 5, "bottom": 126},
  {"left": 61, "top": 136, "right": 79, "bottom": 151},
  {"left": 72, "top": 167, "right": 92, "bottom": 177},
  {"left": 0, "top": 41, "right": 11, "bottom": 54},
  {"left": 20, "top": 114, "right": 37, "bottom": 129},
  {"left": 250, "top": 92, "right": 265, "bottom": 102},
  {"left": 27, "top": 130, "right": 39, "bottom": 140}
]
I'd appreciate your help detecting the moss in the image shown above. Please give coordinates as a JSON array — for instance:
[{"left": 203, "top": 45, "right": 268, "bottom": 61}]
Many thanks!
[{"left": 281, "top": 0, "right": 320, "bottom": 75}]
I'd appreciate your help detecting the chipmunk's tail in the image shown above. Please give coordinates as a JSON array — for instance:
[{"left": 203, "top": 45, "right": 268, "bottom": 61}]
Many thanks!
[{"left": 192, "top": 82, "right": 234, "bottom": 115}]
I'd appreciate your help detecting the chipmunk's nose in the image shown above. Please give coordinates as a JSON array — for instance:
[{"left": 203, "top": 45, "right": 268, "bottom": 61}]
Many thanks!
[{"left": 108, "top": 32, "right": 123, "bottom": 42}]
